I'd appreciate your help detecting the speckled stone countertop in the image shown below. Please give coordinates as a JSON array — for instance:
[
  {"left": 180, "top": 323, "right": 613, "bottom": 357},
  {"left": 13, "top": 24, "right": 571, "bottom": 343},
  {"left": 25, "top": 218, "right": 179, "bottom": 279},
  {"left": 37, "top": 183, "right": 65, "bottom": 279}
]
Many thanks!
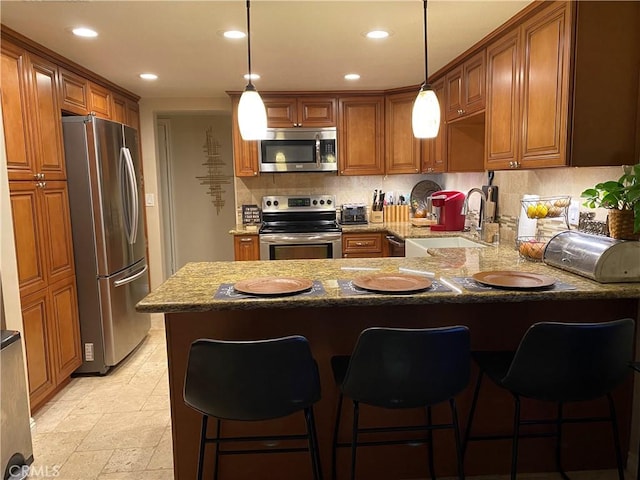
[{"left": 137, "top": 244, "right": 640, "bottom": 313}]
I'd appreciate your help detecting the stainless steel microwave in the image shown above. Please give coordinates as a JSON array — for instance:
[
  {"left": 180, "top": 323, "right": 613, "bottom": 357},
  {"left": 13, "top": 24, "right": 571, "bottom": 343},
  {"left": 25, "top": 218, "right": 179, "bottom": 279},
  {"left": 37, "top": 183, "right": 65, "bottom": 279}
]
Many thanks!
[{"left": 259, "top": 127, "right": 338, "bottom": 173}]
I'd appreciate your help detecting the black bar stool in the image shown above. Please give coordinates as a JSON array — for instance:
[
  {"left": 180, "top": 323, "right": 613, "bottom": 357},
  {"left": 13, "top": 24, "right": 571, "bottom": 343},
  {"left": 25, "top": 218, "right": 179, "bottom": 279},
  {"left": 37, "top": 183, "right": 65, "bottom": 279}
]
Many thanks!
[
  {"left": 331, "top": 326, "right": 470, "bottom": 480},
  {"left": 184, "top": 336, "right": 323, "bottom": 480},
  {"left": 464, "top": 318, "right": 635, "bottom": 480},
  {"left": 630, "top": 361, "right": 640, "bottom": 480}
]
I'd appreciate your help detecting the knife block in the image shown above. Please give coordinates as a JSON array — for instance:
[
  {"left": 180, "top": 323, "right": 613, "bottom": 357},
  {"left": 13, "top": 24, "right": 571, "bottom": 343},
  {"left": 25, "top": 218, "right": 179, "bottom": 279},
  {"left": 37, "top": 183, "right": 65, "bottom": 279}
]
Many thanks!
[{"left": 370, "top": 208, "right": 384, "bottom": 223}]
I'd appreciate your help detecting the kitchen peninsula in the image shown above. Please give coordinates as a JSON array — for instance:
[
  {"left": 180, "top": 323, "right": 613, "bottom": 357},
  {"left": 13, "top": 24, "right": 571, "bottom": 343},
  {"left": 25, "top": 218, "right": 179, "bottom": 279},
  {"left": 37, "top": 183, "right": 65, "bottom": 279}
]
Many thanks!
[{"left": 137, "top": 245, "right": 640, "bottom": 480}]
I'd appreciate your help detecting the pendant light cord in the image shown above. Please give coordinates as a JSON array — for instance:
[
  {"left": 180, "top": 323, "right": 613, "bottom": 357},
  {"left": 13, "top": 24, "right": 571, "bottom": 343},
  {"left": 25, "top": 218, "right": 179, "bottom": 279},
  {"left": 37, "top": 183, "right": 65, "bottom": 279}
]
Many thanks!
[
  {"left": 246, "top": 0, "right": 254, "bottom": 88},
  {"left": 422, "top": 0, "right": 430, "bottom": 88}
]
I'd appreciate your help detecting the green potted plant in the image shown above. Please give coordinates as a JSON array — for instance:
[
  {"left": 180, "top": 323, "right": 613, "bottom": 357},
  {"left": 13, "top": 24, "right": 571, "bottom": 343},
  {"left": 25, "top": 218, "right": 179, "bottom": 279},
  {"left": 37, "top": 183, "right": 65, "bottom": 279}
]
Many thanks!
[{"left": 580, "top": 163, "right": 640, "bottom": 240}]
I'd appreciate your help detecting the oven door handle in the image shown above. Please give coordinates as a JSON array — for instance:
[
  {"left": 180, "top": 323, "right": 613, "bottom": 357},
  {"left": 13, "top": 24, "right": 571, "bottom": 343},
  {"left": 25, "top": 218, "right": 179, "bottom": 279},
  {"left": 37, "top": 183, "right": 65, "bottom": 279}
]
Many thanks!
[{"left": 260, "top": 233, "right": 341, "bottom": 244}]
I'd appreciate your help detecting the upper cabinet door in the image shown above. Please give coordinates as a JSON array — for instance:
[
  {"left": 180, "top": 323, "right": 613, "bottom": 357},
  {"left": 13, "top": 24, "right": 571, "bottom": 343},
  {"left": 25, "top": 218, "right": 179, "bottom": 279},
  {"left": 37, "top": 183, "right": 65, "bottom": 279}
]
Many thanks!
[
  {"left": 385, "top": 91, "right": 421, "bottom": 175},
  {"left": 445, "top": 50, "right": 486, "bottom": 122},
  {"left": 27, "top": 53, "right": 66, "bottom": 180},
  {"left": 485, "top": 29, "right": 521, "bottom": 170},
  {"left": 1, "top": 42, "right": 35, "bottom": 180},
  {"left": 338, "top": 96, "right": 385, "bottom": 176},
  {"left": 88, "top": 81, "right": 112, "bottom": 119},
  {"left": 297, "top": 97, "right": 336, "bottom": 127},
  {"left": 519, "top": 2, "right": 570, "bottom": 167},
  {"left": 58, "top": 66, "right": 89, "bottom": 115},
  {"left": 264, "top": 96, "right": 337, "bottom": 127}
]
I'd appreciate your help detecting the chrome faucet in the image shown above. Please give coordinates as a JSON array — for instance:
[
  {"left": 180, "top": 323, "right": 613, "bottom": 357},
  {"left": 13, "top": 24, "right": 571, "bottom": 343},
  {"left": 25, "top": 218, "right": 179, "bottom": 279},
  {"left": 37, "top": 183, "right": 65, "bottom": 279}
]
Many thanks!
[{"left": 461, "top": 188, "right": 488, "bottom": 236}]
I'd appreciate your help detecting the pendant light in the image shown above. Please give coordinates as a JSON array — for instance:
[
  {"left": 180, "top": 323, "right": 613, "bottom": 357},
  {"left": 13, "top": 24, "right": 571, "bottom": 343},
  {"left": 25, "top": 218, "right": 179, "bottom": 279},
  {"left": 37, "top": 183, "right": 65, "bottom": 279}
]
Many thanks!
[
  {"left": 238, "top": 0, "right": 267, "bottom": 140},
  {"left": 412, "top": 0, "right": 440, "bottom": 139}
]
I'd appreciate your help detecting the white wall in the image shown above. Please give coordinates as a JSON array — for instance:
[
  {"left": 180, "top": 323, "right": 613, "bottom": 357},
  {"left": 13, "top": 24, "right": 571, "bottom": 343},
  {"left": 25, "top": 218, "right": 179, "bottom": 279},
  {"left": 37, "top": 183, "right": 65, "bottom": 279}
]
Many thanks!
[
  {"left": 138, "top": 97, "right": 231, "bottom": 288},
  {"left": 160, "top": 114, "right": 235, "bottom": 270}
]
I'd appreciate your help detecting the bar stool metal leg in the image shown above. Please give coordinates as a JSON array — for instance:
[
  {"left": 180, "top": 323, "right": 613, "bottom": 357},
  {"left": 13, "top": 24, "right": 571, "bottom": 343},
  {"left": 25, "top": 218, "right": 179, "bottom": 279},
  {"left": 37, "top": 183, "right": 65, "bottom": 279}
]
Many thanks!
[
  {"left": 555, "top": 403, "right": 569, "bottom": 480},
  {"left": 332, "top": 393, "right": 344, "bottom": 480},
  {"left": 510, "top": 395, "right": 520, "bottom": 480},
  {"left": 426, "top": 406, "right": 435, "bottom": 480},
  {"left": 305, "top": 407, "right": 322, "bottom": 480},
  {"left": 450, "top": 398, "right": 465, "bottom": 480},
  {"left": 214, "top": 418, "right": 222, "bottom": 480},
  {"left": 197, "top": 415, "right": 208, "bottom": 480},
  {"left": 350, "top": 401, "right": 360, "bottom": 480}
]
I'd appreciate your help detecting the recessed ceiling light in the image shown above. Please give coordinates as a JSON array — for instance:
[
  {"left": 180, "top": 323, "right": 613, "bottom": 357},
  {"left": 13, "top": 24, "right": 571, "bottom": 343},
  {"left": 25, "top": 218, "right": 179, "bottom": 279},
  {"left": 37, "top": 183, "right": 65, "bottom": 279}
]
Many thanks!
[
  {"left": 366, "top": 30, "right": 390, "bottom": 39},
  {"left": 72, "top": 27, "right": 98, "bottom": 38},
  {"left": 344, "top": 74, "right": 361, "bottom": 81},
  {"left": 244, "top": 73, "right": 260, "bottom": 81},
  {"left": 139, "top": 73, "right": 158, "bottom": 81},
  {"left": 224, "top": 30, "right": 246, "bottom": 39}
]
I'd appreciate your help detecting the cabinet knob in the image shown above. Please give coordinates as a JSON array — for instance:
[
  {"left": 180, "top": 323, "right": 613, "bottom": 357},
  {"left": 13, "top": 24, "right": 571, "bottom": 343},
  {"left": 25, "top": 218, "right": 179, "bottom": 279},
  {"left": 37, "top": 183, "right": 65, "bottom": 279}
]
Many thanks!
[
  {"left": 37, "top": 181, "right": 46, "bottom": 189},
  {"left": 253, "top": 171, "right": 258, "bottom": 176}
]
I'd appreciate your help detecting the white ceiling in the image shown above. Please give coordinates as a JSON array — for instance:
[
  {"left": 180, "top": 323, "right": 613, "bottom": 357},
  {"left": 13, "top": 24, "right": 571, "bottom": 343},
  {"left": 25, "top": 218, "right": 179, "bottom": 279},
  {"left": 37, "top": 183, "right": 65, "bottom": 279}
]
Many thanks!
[{"left": 0, "top": 0, "right": 533, "bottom": 99}]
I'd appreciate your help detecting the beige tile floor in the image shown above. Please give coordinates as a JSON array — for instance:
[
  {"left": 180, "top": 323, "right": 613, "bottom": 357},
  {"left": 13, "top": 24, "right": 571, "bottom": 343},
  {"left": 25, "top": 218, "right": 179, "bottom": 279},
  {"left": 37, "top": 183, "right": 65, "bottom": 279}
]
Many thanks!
[{"left": 28, "top": 323, "right": 626, "bottom": 480}]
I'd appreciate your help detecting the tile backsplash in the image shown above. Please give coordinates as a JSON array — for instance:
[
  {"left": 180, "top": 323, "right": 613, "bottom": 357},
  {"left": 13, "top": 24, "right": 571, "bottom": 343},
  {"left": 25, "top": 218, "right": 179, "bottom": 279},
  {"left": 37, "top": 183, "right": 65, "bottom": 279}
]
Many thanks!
[{"left": 234, "top": 165, "right": 627, "bottom": 244}]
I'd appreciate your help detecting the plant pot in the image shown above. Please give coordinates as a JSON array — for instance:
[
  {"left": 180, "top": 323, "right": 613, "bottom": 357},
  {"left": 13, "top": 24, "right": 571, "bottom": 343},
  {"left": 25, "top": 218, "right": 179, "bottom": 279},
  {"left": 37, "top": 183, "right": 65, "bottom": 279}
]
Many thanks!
[{"left": 607, "top": 209, "right": 639, "bottom": 240}]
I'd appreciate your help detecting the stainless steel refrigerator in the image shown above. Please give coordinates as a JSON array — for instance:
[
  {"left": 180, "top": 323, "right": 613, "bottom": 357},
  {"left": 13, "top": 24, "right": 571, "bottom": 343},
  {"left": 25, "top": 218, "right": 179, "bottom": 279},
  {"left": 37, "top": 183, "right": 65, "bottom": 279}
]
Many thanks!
[{"left": 62, "top": 115, "right": 150, "bottom": 374}]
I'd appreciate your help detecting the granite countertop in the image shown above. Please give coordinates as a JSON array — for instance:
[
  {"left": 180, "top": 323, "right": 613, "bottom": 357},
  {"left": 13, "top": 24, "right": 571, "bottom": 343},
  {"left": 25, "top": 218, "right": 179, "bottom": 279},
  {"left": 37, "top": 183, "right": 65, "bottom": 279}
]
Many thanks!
[{"left": 136, "top": 244, "right": 640, "bottom": 313}]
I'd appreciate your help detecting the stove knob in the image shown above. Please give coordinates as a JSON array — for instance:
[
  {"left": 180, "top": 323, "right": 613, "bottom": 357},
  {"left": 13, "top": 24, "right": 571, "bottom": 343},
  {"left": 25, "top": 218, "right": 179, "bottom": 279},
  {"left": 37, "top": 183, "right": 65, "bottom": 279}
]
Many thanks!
[
  {"left": 327, "top": 199, "right": 332, "bottom": 205},
  {"left": 312, "top": 200, "right": 318, "bottom": 205},
  {"left": 320, "top": 200, "right": 325, "bottom": 205},
  {"left": 266, "top": 200, "right": 272, "bottom": 207},
  {"left": 273, "top": 200, "right": 279, "bottom": 207}
]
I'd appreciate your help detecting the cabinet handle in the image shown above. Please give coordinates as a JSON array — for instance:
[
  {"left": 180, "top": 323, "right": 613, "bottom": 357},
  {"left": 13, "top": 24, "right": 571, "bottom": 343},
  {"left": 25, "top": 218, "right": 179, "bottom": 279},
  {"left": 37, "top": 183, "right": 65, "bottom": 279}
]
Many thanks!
[
  {"left": 240, "top": 237, "right": 253, "bottom": 242},
  {"left": 36, "top": 181, "right": 46, "bottom": 189},
  {"left": 33, "top": 172, "right": 45, "bottom": 180}
]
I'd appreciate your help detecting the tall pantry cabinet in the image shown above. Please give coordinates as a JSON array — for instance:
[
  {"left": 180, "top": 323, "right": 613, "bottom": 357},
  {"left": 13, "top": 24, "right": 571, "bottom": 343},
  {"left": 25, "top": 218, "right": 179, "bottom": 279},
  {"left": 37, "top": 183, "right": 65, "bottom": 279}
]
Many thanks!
[{"left": 1, "top": 38, "right": 82, "bottom": 411}]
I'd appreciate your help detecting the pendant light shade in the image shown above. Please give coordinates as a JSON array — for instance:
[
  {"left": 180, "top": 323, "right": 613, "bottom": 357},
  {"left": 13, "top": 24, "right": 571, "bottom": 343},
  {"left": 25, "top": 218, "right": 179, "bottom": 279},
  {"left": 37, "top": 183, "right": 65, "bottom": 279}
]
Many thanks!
[
  {"left": 412, "top": 0, "right": 440, "bottom": 139},
  {"left": 238, "top": 0, "right": 267, "bottom": 140},
  {"left": 238, "top": 85, "right": 267, "bottom": 140}
]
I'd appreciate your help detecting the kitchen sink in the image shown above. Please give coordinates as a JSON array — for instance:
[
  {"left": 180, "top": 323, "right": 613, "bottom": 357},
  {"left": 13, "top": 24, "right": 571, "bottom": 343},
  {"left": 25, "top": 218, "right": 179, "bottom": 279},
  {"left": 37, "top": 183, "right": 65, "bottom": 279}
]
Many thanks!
[{"left": 405, "top": 237, "right": 486, "bottom": 257}]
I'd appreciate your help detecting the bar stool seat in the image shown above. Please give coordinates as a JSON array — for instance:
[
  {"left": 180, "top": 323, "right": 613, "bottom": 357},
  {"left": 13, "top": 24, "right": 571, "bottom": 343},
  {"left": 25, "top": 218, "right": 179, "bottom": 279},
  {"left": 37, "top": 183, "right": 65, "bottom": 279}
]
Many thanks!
[
  {"left": 464, "top": 318, "right": 635, "bottom": 480},
  {"left": 184, "top": 335, "right": 323, "bottom": 480},
  {"left": 331, "top": 326, "right": 470, "bottom": 480}
]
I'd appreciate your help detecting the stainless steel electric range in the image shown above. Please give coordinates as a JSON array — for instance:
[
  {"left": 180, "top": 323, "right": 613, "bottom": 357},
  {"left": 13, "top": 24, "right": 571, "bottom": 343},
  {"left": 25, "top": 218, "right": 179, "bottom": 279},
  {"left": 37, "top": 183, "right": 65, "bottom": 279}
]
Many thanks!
[{"left": 259, "top": 195, "right": 342, "bottom": 260}]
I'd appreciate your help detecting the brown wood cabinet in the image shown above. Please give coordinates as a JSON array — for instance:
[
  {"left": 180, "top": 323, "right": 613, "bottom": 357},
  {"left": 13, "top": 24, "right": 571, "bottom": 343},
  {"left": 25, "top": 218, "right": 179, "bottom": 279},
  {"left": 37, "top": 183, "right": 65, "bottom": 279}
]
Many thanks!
[
  {"left": 338, "top": 96, "right": 385, "bottom": 176},
  {"left": 421, "top": 78, "right": 447, "bottom": 173},
  {"left": 2, "top": 44, "right": 66, "bottom": 181},
  {"left": 342, "top": 233, "right": 384, "bottom": 258},
  {"left": 9, "top": 181, "right": 76, "bottom": 298},
  {"left": 264, "top": 96, "right": 337, "bottom": 127},
  {"left": 234, "top": 234, "right": 260, "bottom": 261},
  {"left": 58, "top": 66, "right": 89, "bottom": 115},
  {"left": 88, "top": 81, "right": 112, "bottom": 119},
  {"left": 445, "top": 50, "right": 486, "bottom": 122},
  {"left": 485, "top": 0, "right": 640, "bottom": 170},
  {"left": 20, "top": 275, "right": 81, "bottom": 410},
  {"left": 385, "top": 91, "right": 421, "bottom": 175}
]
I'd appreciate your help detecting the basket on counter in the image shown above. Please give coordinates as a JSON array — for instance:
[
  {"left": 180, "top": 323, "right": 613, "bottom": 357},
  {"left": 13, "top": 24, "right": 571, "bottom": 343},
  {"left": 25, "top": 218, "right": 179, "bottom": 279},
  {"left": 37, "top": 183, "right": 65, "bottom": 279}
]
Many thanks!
[
  {"left": 516, "top": 235, "right": 551, "bottom": 262},
  {"left": 521, "top": 196, "right": 571, "bottom": 229}
]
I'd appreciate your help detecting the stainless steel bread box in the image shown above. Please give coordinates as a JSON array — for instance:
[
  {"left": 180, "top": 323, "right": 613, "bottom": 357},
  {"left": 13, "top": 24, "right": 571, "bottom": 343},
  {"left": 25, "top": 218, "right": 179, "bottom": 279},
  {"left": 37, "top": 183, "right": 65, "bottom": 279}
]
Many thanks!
[{"left": 543, "top": 231, "right": 640, "bottom": 283}]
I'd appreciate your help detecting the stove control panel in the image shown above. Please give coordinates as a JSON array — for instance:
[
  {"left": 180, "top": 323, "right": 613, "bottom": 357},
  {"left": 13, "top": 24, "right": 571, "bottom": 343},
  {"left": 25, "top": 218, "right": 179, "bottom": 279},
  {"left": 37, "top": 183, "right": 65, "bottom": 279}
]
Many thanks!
[{"left": 262, "top": 195, "right": 336, "bottom": 212}]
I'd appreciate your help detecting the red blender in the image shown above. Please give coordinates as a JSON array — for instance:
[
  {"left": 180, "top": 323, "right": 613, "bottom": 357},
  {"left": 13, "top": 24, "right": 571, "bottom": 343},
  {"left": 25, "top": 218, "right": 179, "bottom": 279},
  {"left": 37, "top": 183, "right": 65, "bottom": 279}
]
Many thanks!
[{"left": 429, "top": 190, "right": 466, "bottom": 231}]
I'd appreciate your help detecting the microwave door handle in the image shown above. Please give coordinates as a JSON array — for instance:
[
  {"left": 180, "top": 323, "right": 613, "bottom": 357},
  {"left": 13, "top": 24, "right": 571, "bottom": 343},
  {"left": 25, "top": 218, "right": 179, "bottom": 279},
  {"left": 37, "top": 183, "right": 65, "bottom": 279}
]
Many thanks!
[{"left": 315, "top": 134, "right": 321, "bottom": 168}]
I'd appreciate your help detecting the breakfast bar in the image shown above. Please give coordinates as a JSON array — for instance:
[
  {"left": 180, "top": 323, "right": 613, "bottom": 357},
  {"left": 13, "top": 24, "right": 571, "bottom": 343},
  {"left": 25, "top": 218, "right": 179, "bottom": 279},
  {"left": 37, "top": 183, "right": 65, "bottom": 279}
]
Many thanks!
[{"left": 137, "top": 245, "right": 640, "bottom": 480}]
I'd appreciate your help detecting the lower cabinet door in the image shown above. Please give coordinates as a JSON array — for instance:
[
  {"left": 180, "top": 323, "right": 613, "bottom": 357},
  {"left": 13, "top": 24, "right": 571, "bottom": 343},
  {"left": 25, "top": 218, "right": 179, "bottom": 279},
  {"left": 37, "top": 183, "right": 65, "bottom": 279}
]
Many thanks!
[
  {"left": 21, "top": 287, "right": 56, "bottom": 409},
  {"left": 49, "top": 275, "right": 82, "bottom": 380}
]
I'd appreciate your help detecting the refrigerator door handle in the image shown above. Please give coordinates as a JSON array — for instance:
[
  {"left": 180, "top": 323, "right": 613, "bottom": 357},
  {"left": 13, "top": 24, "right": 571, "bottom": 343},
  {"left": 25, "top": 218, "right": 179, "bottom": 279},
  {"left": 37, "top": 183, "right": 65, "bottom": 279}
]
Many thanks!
[
  {"left": 120, "top": 147, "right": 139, "bottom": 245},
  {"left": 113, "top": 264, "right": 148, "bottom": 288}
]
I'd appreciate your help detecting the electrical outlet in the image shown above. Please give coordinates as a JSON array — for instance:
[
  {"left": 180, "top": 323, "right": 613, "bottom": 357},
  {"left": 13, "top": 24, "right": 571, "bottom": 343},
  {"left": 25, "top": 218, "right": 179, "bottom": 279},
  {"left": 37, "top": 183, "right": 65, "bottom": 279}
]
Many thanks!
[
  {"left": 568, "top": 200, "right": 580, "bottom": 225},
  {"left": 145, "top": 193, "right": 155, "bottom": 207},
  {"left": 84, "top": 343, "right": 94, "bottom": 361}
]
